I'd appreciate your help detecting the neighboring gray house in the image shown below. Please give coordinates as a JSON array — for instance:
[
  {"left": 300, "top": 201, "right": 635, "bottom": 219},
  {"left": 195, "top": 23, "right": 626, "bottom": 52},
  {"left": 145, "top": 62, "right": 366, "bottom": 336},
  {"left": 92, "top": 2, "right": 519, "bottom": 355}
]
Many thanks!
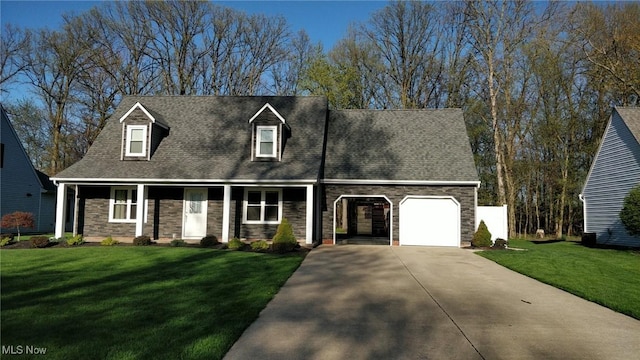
[
  {"left": 0, "top": 105, "right": 57, "bottom": 233},
  {"left": 581, "top": 107, "right": 640, "bottom": 247},
  {"left": 52, "top": 96, "right": 479, "bottom": 246}
]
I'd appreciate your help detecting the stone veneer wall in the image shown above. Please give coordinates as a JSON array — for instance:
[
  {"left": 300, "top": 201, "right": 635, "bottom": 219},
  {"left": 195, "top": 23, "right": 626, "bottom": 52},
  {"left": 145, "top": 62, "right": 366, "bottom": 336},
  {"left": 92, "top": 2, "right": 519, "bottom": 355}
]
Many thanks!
[
  {"left": 234, "top": 187, "right": 307, "bottom": 240},
  {"left": 321, "top": 184, "right": 476, "bottom": 245},
  {"left": 80, "top": 185, "right": 308, "bottom": 242},
  {"left": 81, "top": 186, "right": 135, "bottom": 239}
]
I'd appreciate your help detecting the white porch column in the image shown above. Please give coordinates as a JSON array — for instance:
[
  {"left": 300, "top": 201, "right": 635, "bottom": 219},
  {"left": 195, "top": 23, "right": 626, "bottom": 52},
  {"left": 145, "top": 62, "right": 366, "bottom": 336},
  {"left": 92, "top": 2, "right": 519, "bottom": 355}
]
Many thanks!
[
  {"left": 222, "top": 185, "right": 231, "bottom": 242},
  {"left": 135, "top": 184, "right": 145, "bottom": 237},
  {"left": 73, "top": 185, "right": 79, "bottom": 236},
  {"left": 54, "top": 183, "right": 68, "bottom": 239},
  {"left": 306, "top": 185, "right": 314, "bottom": 244}
]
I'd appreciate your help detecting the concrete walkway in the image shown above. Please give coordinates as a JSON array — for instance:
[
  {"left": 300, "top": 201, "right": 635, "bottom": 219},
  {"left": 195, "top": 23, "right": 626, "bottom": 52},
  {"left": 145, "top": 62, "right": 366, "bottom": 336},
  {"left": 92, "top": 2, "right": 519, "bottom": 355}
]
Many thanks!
[{"left": 224, "top": 246, "right": 640, "bottom": 360}]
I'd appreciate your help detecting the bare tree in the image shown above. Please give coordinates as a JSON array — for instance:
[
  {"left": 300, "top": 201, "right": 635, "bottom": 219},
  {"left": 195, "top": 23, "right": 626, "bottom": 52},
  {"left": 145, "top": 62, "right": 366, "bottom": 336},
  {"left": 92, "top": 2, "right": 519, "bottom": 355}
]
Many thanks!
[
  {"left": 359, "top": 1, "right": 445, "bottom": 108},
  {"left": 4, "top": 99, "right": 50, "bottom": 170},
  {"left": 144, "top": 0, "right": 211, "bottom": 95},
  {"left": 23, "top": 26, "right": 92, "bottom": 174},
  {"left": 270, "top": 30, "right": 322, "bottom": 95},
  {"left": 463, "top": 0, "right": 545, "bottom": 237},
  {"left": 0, "top": 24, "right": 30, "bottom": 90},
  {"left": 569, "top": 2, "right": 640, "bottom": 105}
]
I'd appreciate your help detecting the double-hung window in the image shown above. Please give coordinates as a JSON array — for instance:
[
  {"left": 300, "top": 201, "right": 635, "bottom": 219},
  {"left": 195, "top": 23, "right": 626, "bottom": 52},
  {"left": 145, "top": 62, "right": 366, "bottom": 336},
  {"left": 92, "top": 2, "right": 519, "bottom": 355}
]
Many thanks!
[
  {"left": 244, "top": 189, "right": 281, "bottom": 224},
  {"left": 256, "top": 126, "right": 277, "bottom": 158},
  {"left": 126, "top": 125, "right": 147, "bottom": 157},
  {"left": 109, "top": 187, "right": 138, "bottom": 222}
]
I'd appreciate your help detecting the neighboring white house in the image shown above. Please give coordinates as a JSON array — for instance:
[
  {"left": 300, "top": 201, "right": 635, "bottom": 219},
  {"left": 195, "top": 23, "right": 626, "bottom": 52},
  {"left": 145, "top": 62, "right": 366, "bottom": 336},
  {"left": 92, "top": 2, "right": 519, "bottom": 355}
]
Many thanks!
[
  {"left": 581, "top": 107, "right": 640, "bottom": 247},
  {"left": 0, "top": 105, "right": 58, "bottom": 233}
]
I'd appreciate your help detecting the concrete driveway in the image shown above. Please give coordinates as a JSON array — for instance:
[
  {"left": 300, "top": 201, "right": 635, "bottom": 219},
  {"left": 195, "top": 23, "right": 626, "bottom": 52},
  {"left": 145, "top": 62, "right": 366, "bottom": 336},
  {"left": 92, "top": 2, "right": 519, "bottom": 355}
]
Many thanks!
[{"left": 224, "top": 246, "right": 640, "bottom": 360}]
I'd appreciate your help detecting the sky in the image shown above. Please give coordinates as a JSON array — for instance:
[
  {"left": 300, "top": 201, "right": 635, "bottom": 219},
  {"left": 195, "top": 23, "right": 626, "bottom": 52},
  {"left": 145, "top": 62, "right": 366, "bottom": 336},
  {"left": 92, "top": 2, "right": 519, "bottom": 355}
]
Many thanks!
[{"left": 0, "top": 0, "right": 387, "bottom": 50}]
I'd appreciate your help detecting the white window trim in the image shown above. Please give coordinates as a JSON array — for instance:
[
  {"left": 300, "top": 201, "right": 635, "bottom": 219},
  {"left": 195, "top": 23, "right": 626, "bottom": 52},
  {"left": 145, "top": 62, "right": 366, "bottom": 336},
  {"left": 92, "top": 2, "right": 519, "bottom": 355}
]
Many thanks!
[
  {"left": 109, "top": 186, "right": 146, "bottom": 223},
  {"left": 125, "top": 125, "right": 148, "bottom": 157},
  {"left": 243, "top": 188, "right": 282, "bottom": 224},
  {"left": 255, "top": 125, "right": 277, "bottom": 158}
]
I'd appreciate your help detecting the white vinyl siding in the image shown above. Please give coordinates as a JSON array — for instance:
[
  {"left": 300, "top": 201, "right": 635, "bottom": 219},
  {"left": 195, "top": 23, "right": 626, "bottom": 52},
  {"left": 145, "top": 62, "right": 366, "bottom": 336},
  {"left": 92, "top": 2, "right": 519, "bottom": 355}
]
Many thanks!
[
  {"left": 582, "top": 110, "right": 640, "bottom": 247},
  {"left": 243, "top": 188, "right": 282, "bottom": 224},
  {"left": 125, "top": 125, "right": 147, "bottom": 157},
  {"left": 256, "top": 126, "right": 277, "bottom": 158},
  {"left": 0, "top": 109, "right": 54, "bottom": 233}
]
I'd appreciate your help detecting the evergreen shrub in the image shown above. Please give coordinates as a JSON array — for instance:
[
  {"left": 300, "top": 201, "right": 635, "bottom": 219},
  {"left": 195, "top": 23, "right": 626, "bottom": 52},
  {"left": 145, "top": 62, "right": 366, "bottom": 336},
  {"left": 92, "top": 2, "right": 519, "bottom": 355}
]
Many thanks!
[
  {"left": 272, "top": 218, "right": 297, "bottom": 253},
  {"left": 30, "top": 236, "right": 50, "bottom": 248},
  {"left": 250, "top": 240, "right": 269, "bottom": 251},
  {"left": 133, "top": 235, "right": 152, "bottom": 246},
  {"left": 200, "top": 235, "right": 219, "bottom": 247},
  {"left": 472, "top": 220, "right": 492, "bottom": 248},
  {"left": 101, "top": 236, "right": 119, "bottom": 246},
  {"left": 620, "top": 185, "right": 640, "bottom": 236},
  {"left": 228, "top": 238, "right": 245, "bottom": 250}
]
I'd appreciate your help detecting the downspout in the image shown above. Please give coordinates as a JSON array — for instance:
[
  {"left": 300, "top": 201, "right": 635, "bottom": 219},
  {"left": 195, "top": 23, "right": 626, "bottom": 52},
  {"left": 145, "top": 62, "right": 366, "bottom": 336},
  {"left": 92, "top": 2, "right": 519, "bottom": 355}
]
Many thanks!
[
  {"left": 37, "top": 188, "right": 43, "bottom": 232},
  {"left": 73, "top": 185, "right": 79, "bottom": 236}
]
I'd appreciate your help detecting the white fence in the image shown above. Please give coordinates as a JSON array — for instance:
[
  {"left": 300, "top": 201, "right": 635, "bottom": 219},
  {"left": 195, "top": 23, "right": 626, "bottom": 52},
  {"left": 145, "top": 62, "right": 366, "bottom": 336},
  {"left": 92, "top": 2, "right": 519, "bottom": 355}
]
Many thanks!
[{"left": 476, "top": 205, "right": 508, "bottom": 241}]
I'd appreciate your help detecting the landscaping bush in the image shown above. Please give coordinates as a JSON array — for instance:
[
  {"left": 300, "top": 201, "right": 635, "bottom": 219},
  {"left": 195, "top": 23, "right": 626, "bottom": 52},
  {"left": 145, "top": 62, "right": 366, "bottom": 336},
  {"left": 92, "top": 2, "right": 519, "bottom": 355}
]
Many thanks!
[
  {"left": 67, "top": 234, "right": 85, "bottom": 246},
  {"left": 492, "top": 238, "right": 508, "bottom": 250},
  {"left": 620, "top": 185, "right": 640, "bottom": 236},
  {"left": 101, "top": 236, "right": 119, "bottom": 246},
  {"left": 272, "top": 218, "right": 297, "bottom": 253},
  {"left": 0, "top": 236, "right": 13, "bottom": 247},
  {"left": 250, "top": 240, "right": 270, "bottom": 251},
  {"left": 170, "top": 239, "right": 186, "bottom": 247},
  {"left": 49, "top": 237, "right": 62, "bottom": 244},
  {"left": 227, "top": 238, "right": 245, "bottom": 250},
  {"left": 0, "top": 233, "right": 14, "bottom": 241},
  {"left": 30, "top": 236, "right": 50, "bottom": 248},
  {"left": 472, "top": 220, "right": 492, "bottom": 248},
  {"left": 200, "top": 235, "right": 219, "bottom": 247},
  {"left": 132, "top": 235, "right": 152, "bottom": 246}
]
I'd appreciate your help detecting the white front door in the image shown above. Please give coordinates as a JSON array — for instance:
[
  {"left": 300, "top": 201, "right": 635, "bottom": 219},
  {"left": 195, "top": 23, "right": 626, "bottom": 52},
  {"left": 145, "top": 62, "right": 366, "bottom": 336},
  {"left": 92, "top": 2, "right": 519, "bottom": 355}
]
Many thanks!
[{"left": 183, "top": 188, "right": 208, "bottom": 239}]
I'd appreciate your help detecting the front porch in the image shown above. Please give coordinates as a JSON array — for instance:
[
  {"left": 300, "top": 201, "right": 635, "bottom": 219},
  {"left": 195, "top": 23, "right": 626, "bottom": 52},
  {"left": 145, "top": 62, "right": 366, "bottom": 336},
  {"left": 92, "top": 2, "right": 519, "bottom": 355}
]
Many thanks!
[{"left": 54, "top": 183, "right": 317, "bottom": 244}]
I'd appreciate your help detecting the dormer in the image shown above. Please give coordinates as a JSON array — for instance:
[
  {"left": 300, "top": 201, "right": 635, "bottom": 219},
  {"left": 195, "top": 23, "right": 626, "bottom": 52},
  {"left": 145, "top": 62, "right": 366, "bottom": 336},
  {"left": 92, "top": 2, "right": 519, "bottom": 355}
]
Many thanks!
[
  {"left": 249, "top": 103, "right": 291, "bottom": 162},
  {"left": 119, "top": 102, "right": 169, "bottom": 160}
]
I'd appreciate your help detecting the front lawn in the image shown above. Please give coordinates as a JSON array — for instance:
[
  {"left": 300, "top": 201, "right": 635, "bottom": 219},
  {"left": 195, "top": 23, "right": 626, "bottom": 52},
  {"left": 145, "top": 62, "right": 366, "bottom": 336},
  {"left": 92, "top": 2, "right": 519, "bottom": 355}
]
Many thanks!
[
  {"left": 0, "top": 247, "right": 305, "bottom": 359},
  {"left": 478, "top": 239, "right": 640, "bottom": 319}
]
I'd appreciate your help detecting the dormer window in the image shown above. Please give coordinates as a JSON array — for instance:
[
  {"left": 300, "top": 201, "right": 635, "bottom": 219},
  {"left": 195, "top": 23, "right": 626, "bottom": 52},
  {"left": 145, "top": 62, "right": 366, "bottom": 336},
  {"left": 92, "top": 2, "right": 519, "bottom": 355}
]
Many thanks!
[
  {"left": 249, "top": 103, "right": 287, "bottom": 162},
  {"left": 256, "top": 126, "right": 277, "bottom": 158},
  {"left": 119, "top": 102, "right": 169, "bottom": 160},
  {"left": 125, "top": 125, "right": 147, "bottom": 157}
]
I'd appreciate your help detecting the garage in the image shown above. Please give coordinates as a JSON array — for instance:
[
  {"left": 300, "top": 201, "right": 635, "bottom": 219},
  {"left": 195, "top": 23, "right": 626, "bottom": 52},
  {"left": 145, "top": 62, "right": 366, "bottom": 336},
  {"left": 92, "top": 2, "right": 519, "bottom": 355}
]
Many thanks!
[
  {"left": 333, "top": 195, "right": 392, "bottom": 245},
  {"left": 399, "top": 196, "right": 460, "bottom": 247}
]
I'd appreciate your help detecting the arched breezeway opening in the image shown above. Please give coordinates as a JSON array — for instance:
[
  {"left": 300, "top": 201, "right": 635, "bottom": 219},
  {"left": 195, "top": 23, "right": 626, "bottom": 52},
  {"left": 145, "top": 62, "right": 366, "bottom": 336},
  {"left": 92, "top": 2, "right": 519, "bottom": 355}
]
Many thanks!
[{"left": 333, "top": 195, "right": 392, "bottom": 245}]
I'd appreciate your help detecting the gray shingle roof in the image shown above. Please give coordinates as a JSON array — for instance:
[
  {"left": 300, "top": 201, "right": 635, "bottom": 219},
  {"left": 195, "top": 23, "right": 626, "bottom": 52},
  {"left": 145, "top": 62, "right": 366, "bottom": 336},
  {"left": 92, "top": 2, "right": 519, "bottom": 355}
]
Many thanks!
[
  {"left": 324, "top": 109, "right": 479, "bottom": 182},
  {"left": 55, "top": 97, "right": 478, "bottom": 184},
  {"left": 616, "top": 107, "right": 640, "bottom": 145},
  {"left": 55, "top": 96, "right": 328, "bottom": 182}
]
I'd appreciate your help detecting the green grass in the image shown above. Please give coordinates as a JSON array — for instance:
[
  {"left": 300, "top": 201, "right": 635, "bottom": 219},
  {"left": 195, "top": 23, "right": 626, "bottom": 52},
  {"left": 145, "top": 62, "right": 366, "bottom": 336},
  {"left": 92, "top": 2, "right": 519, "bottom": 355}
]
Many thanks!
[
  {"left": 478, "top": 239, "right": 640, "bottom": 319},
  {"left": 0, "top": 247, "right": 305, "bottom": 359}
]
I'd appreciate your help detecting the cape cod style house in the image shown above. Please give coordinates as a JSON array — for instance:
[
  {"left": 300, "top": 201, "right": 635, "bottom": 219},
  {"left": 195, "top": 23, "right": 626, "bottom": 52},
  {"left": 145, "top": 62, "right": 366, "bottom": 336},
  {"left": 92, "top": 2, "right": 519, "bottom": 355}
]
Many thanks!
[
  {"left": 581, "top": 107, "right": 640, "bottom": 247},
  {"left": 52, "top": 96, "right": 479, "bottom": 246}
]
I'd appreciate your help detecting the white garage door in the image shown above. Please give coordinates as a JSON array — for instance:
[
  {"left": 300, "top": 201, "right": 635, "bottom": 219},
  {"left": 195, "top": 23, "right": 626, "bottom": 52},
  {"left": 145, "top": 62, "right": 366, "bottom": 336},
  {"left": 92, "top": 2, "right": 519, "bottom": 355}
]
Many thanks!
[{"left": 400, "top": 196, "right": 460, "bottom": 246}]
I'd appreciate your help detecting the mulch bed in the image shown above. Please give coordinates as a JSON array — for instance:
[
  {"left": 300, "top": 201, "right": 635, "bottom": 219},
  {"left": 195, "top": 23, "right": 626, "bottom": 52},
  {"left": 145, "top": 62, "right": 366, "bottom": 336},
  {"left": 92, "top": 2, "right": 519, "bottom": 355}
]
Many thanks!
[{"left": 1, "top": 240, "right": 311, "bottom": 255}]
